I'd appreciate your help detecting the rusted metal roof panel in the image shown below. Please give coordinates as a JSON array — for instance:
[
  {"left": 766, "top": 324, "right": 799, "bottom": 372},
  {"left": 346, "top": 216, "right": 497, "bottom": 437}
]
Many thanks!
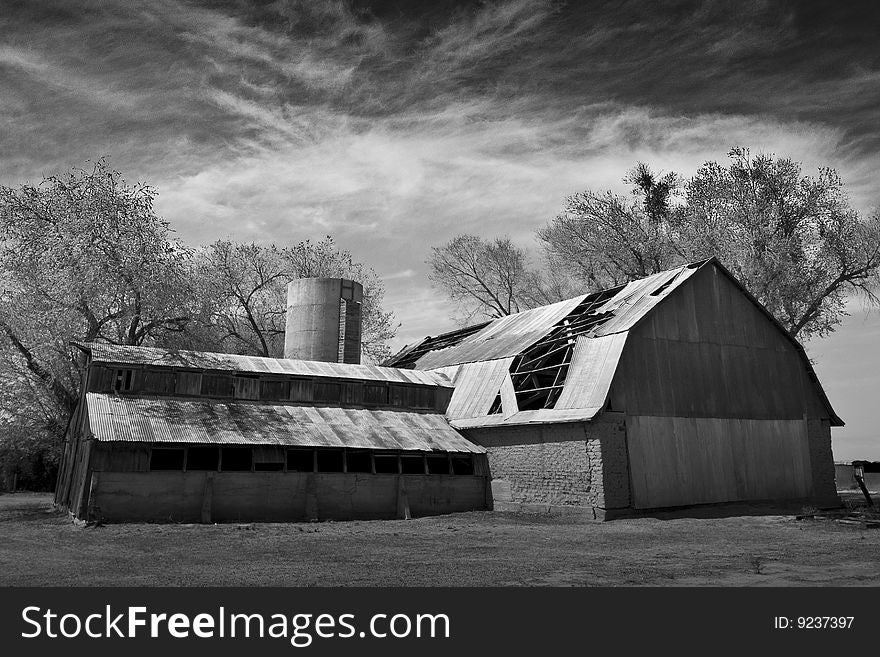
[
  {"left": 76, "top": 343, "right": 452, "bottom": 388},
  {"left": 554, "top": 333, "right": 628, "bottom": 410},
  {"left": 444, "top": 357, "right": 515, "bottom": 420},
  {"left": 86, "top": 393, "right": 482, "bottom": 453},
  {"left": 415, "top": 295, "right": 589, "bottom": 369}
]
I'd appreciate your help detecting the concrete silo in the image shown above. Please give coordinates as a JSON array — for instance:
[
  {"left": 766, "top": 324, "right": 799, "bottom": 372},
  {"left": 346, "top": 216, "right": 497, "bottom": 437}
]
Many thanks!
[{"left": 284, "top": 278, "right": 363, "bottom": 364}]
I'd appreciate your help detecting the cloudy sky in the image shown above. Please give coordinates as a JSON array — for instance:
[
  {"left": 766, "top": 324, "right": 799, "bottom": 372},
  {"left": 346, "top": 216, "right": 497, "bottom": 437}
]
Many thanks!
[{"left": 2, "top": 0, "right": 878, "bottom": 459}]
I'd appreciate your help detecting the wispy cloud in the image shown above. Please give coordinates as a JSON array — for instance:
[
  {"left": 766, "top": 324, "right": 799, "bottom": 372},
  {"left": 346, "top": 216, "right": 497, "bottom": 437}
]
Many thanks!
[{"left": 2, "top": 0, "right": 879, "bottom": 348}]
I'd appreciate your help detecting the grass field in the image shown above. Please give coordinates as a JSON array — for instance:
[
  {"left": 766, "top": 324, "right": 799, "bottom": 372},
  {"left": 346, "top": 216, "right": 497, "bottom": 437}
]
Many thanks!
[{"left": 1, "top": 492, "right": 878, "bottom": 586}]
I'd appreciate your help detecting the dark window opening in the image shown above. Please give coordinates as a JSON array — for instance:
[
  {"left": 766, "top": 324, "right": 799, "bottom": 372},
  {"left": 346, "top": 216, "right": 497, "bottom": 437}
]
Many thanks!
[
  {"left": 254, "top": 462, "right": 284, "bottom": 472},
  {"left": 187, "top": 446, "right": 219, "bottom": 471},
  {"left": 221, "top": 447, "right": 253, "bottom": 471},
  {"left": 201, "top": 374, "right": 233, "bottom": 398},
  {"left": 260, "top": 379, "right": 290, "bottom": 401},
  {"left": 314, "top": 382, "right": 341, "bottom": 403},
  {"left": 316, "top": 449, "right": 344, "bottom": 472},
  {"left": 150, "top": 448, "right": 184, "bottom": 471},
  {"left": 427, "top": 454, "right": 451, "bottom": 474},
  {"left": 488, "top": 393, "right": 503, "bottom": 414},
  {"left": 400, "top": 454, "right": 425, "bottom": 474},
  {"left": 364, "top": 384, "right": 389, "bottom": 405},
  {"left": 113, "top": 369, "right": 135, "bottom": 392},
  {"left": 374, "top": 454, "right": 399, "bottom": 474},
  {"left": 346, "top": 451, "right": 372, "bottom": 473},
  {"left": 287, "top": 449, "right": 314, "bottom": 472},
  {"left": 451, "top": 454, "right": 474, "bottom": 475}
]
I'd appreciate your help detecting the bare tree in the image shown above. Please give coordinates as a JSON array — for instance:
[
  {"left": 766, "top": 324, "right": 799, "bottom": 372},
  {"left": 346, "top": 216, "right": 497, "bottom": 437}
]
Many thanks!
[
  {"left": 195, "top": 241, "right": 288, "bottom": 357},
  {"left": 428, "top": 235, "right": 568, "bottom": 321},
  {"left": 196, "top": 237, "right": 398, "bottom": 363}
]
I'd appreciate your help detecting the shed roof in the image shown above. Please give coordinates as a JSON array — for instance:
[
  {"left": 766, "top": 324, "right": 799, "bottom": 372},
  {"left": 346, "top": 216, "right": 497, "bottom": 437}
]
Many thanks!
[
  {"left": 85, "top": 393, "right": 482, "bottom": 453},
  {"left": 75, "top": 342, "right": 451, "bottom": 388}
]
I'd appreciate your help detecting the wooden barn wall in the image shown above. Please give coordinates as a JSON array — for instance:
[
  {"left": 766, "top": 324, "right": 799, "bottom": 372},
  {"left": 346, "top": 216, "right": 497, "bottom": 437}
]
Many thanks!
[
  {"left": 54, "top": 429, "right": 79, "bottom": 508},
  {"left": 56, "top": 366, "right": 95, "bottom": 511},
  {"left": 69, "top": 434, "right": 94, "bottom": 518},
  {"left": 609, "top": 264, "right": 829, "bottom": 420},
  {"left": 87, "top": 472, "right": 489, "bottom": 522},
  {"left": 626, "top": 416, "right": 813, "bottom": 508},
  {"left": 90, "top": 443, "right": 151, "bottom": 472}
]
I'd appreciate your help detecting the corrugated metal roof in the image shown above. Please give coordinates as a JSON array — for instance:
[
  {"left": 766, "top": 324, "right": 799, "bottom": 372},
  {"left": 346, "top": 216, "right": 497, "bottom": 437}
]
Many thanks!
[
  {"left": 452, "top": 407, "right": 605, "bottom": 429},
  {"left": 592, "top": 266, "right": 700, "bottom": 336},
  {"left": 444, "top": 358, "right": 515, "bottom": 421},
  {"left": 441, "top": 335, "right": 625, "bottom": 428},
  {"left": 419, "top": 258, "right": 843, "bottom": 429},
  {"left": 554, "top": 333, "right": 628, "bottom": 410},
  {"left": 419, "top": 267, "right": 700, "bottom": 426},
  {"left": 76, "top": 342, "right": 452, "bottom": 388},
  {"left": 415, "top": 296, "right": 589, "bottom": 369},
  {"left": 86, "top": 393, "right": 483, "bottom": 453},
  {"left": 415, "top": 264, "right": 698, "bottom": 370}
]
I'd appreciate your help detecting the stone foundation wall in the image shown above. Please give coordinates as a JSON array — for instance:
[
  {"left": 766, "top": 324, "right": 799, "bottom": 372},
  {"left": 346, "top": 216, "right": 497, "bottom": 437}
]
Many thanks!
[{"left": 464, "top": 415, "right": 630, "bottom": 512}]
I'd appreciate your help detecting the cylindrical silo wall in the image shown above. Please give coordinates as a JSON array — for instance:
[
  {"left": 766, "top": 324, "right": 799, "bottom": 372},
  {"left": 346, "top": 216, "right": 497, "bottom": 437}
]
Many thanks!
[{"left": 284, "top": 278, "right": 363, "bottom": 363}]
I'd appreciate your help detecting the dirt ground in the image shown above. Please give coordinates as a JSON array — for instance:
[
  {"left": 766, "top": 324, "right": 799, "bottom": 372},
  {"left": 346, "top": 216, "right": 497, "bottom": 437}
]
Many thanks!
[{"left": 1, "top": 492, "right": 878, "bottom": 586}]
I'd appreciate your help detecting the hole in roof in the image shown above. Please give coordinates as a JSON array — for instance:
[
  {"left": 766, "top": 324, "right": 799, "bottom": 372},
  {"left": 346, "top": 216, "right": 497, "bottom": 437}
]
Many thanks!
[
  {"left": 507, "top": 294, "right": 617, "bottom": 412},
  {"left": 650, "top": 271, "right": 681, "bottom": 296}
]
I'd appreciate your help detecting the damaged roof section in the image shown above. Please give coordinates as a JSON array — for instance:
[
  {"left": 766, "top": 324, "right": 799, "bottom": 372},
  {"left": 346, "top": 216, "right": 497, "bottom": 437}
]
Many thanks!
[
  {"left": 421, "top": 261, "right": 706, "bottom": 429},
  {"left": 387, "top": 263, "right": 700, "bottom": 371},
  {"left": 385, "top": 321, "right": 490, "bottom": 369}
]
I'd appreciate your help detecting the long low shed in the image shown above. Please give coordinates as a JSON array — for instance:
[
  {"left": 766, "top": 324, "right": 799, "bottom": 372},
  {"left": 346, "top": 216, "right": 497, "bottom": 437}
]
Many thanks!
[{"left": 56, "top": 344, "right": 490, "bottom": 522}]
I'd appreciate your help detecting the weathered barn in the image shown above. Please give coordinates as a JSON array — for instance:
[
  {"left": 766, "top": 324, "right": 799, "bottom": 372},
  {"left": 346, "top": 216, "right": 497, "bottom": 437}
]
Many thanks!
[
  {"left": 55, "top": 278, "right": 490, "bottom": 523},
  {"left": 56, "top": 260, "right": 843, "bottom": 523},
  {"left": 386, "top": 258, "right": 842, "bottom": 519}
]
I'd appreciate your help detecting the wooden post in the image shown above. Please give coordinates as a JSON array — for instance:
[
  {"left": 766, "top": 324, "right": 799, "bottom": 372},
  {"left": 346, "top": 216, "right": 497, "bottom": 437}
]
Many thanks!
[
  {"left": 201, "top": 472, "right": 214, "bottom": 523},
  {"left": 396, "top": 475, "right": 411, "bottom": 520},
  {"left": 854, "top": 464, "right": 874, "bottom": 507},
  {"left": 86, "top": 471, "right": 99, "bottom": 521}
]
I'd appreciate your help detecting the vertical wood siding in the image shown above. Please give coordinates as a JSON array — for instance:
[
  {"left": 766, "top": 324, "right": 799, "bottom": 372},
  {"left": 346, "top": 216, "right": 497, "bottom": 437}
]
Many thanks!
[
  {"left": 610, "top": 264, "right": 829, "bottom": 420},
  {"left": 626, "top": 416, "right": 813, "bottom": 508}
]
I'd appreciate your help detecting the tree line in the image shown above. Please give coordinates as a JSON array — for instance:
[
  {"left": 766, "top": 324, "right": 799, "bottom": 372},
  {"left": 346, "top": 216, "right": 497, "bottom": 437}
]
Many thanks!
[
  {"left": 430, "top": 148, "right": 880, "bottom": 340},
  {"left": 0, "top": 160, "right": 396, "bottom": 490},
  {"left": 4, "top": 148, "right": 879, "bottom": 491}
]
